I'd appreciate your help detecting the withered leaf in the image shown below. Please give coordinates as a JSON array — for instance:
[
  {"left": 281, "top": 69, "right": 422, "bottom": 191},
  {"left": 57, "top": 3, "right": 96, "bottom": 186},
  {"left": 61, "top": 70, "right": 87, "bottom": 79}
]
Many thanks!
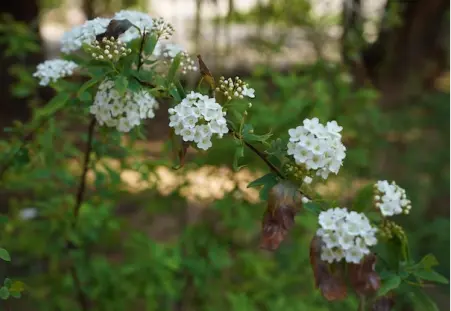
[
  {"left": 371, "top": 295, "right": 395, "bottom": 311},
  {"left": 260, "top": 181, "right": 301, "bottom": 251},
  {"left": 310, "top": 235, "right": 347, "bottom": 301},
  {"left": 197, "top": 54, "right": 215, "bottom": 90},
  {"left": 348, "top": 253, "right": 381, "bottom": 295},
  {"left": 170, "top": 128, "right": 190, "bottom": 169},
  {"left": 96, "top": 19, "right": 134, "bottom": 41}
]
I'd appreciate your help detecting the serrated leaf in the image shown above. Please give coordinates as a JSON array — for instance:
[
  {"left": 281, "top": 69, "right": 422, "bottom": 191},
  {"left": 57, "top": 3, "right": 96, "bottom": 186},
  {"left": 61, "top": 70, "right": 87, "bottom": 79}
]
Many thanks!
[
  {"left": 377, "top": 274, "right": 401, "bottom": 296},
  {"left": 352, "top": 183, "right": 374, "bottom": 213},
  {"left": 0, "top": 248, "right": 11, "bottom": 261},
  {"left": 0, "top": 287, "right": 9, "bottom": 299},
  {"left": 114, "top": 76, "right": 129, "bottom": 97},
  {"left": 414, "top": 270, "right": 449, "bottom": 284}
]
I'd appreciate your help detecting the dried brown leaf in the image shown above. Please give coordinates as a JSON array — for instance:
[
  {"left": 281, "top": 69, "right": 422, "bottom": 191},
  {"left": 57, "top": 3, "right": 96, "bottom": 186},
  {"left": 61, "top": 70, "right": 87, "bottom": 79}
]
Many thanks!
[
  {"left": 170, "top": 128, "right": 190, "bottom": 169},
  {"left": 197, "top": 54, "right": 215, "bottom": 90},
  {"left": 309, "top": 235, "right": 348, "bottom": 301},
  {"left": 96, "top": 19, "right": 134, "bottom": 41},
  {"left": 348, "top": 253, "right": 381, "bottom": 295},
  {"left": 371, "top": 295, "right": 395, "bottom": 311},
  {"left": 259, "top": 181, "right": 301, "bottom": 251}
]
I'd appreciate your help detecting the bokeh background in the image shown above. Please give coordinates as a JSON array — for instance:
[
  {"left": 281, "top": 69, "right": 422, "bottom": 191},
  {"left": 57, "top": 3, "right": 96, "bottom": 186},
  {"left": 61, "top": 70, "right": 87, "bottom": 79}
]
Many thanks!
[{"left": 0, "top": 0, "right": 449, "bottom": 310}]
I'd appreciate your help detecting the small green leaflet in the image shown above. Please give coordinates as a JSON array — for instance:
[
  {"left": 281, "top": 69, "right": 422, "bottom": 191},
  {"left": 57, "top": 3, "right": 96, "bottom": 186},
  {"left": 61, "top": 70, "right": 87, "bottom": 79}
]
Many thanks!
[
  {"left": 241, "top": 124, "right": 272, "bottom": 143},
  {"left": 114, "top": 75, "right": 129, "bottom": 97},
  {"left": 303, "top": 202, "right": 322, "bottom": 215},
  {"left": 77, "top": 77, "right": 101, "bottom": 101},
  {"left": 166, "top": 53, "right": 182, "bottom": 85},
  {"left": 377, "top": 274, "right": 401, "bottom": 296},
  {"left": 247, "top": 172, "right": 279, "bottom": 201},
  {"left": 233, "top": 144, "right": 245, "bottom": 172},
  {"left": 0, "top": 248, "right": 11, "bottom": 261},
  {"left": 408, "top": 287, "right": 439, "bottom": 311},
  {"left": 144, "top": 34, "right": 159, "bottom": 55},
  {"left": 414, "top": 270, "right": 449, "bottom": 284},
  {"left": 0, "top": 287, "right": 9, "bottom": 299}
]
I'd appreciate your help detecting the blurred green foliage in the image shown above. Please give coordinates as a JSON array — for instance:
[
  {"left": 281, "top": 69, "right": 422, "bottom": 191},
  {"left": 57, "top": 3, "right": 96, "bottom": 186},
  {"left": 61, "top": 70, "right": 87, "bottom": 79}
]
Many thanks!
[{"left": 0, "top": 2, "right": 449, "bottom": 311}]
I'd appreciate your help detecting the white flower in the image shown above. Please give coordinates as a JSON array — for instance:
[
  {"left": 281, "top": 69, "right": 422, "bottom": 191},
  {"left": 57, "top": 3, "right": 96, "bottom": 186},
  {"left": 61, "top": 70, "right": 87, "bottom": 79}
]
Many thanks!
[
  {"left": 303, "top": 176, "right": 313, "bottom": 184},
  {"left": 90, "top": 78, "right": 159, "bottom": 132},
  {"left": 113, "top": 10, "right": 153, "bottom": 42},
  {"left": 242, "top": 86, "right": 255, "bottom": 98},
  {"left": 301, "top": 197, "right": 310, "bottom": 204},
  {"left": 33, "top": 59, "right": 78, "bottom": 86},
  {"left": 317, "top": 208, "right": 377, "bottom": 264},
  {"left": 61, "top": 18, "right": 110, "bottom": 53},
  {"left": 19, "top": 208, "right": 38, "bottom": 220},
  {"left": 168, "top": 93, "right": 228, "bottom": 150},
  {"left": 374, "top": 180, "right": 411, "bottom": 217},
  {"left": 287, "top": 118, "right": 346, "bottom": 180}
]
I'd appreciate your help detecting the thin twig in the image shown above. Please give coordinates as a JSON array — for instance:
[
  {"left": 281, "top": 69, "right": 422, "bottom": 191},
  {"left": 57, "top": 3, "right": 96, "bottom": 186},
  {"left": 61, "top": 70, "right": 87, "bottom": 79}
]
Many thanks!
[
  {"left": 68, "top": 117, "right": 96, "bottom": 311},
  {"left": 232, "top": 132, "right": 284, "bottom": 179},
  {"left": 73, "top": 118, "right": 96, "bottom": 220}
]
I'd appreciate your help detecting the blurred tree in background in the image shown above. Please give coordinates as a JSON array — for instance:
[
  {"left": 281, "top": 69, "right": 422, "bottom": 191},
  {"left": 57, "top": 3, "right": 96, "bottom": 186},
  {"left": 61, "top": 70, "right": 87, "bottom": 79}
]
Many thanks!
[{"left": 0, "top": 0, "right": 449, "bottom": 310}]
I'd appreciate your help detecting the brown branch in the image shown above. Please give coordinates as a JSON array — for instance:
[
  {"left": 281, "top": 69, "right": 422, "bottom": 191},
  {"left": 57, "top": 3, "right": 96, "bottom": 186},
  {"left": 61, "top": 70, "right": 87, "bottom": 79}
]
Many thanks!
[
  {"left": 243, "top": 139, "right": 284, "bottom": 179},
  {"left": 137, "top": 32, "right": 148, "bottom": 71},
  {"left": 67, "top": 117, "right": 96, "bottom": 311}
]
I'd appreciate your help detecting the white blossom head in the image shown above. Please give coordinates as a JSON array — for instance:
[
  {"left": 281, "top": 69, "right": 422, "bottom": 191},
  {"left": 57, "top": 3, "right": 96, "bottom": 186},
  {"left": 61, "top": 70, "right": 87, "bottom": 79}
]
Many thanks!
[
  {"left": 168, "top": 92, "right": 229, "bottom": 150},
  {"left": 61, "top": 17, "right": 111, "bottom": 53},
  {"left": 287, "top": 118, "right": 346, "bottom": 180},
  {"left": 374, "top": 180, "right": 411, "bottom": 216},
  {"left": 317, "top": 208, "right": 377, "bottom": 264},
  {"left": 90, "top": 78, "right": 159, "bottom": 132},
  {"left": 113, "top": 10, "right": 154, "bottom": 42},
  {"left": 33, "top": 59, "right": 78, "bottom": 86}
]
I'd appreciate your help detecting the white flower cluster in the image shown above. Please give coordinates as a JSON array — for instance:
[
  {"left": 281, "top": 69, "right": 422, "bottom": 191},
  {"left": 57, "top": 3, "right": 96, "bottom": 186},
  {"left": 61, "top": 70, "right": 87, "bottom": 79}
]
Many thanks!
[
  {"left": 61, "top": 17, "right": 110, "bottom": 53},
  {"left": 33, "top": 59, "right": 79, "bottom": 86},
  {"left": 153, "top": 42, "right": 197, "bottom": 74},
  {"left": 90, "top": 79, "right": 159, "bottom": 132},
  {"left": 168, "top": 92, "right": 228, "bottom": 150},
  {"left": 60, "top": 11, "right": 171, "bottom": 53},
  {"left": 374, "top": 180, "right": 412, "bottom": 216},
  {"left": 113, "top": 10, "right": 154, "bottom": 42},
  {"left": 287, "top": 118, "right": 346, "bottom": 180},
  {"left": 317, "top": 208, "right": 377, "bottom": 264}
]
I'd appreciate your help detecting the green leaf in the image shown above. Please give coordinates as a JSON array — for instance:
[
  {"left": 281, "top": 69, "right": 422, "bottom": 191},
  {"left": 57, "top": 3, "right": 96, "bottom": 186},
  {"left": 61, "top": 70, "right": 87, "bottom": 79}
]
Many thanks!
[
  {"left": 77, "top": 77, "right": 100, "bottom": 100},
  {"left": 0, "top": 248, "right": 11, "bottom": 261},
  {"left": 418, "top": 254, "right": 439, "bottom": 270},
  {"left": 233, "top": 144, "right": 245, "bottom": 172},
  {"left": 114, "top": 76, "right": 129, "bottom": 97},
  {"left": 241, "top": 124, "right": 272, "bottom": 143},
  {"left": 166, "top": 53, "right": 182, "bottom": 84},
  {"left": 169, "top": 86, "right": 181, "bottom": 102},
  {"left": 143, "top": 34, "right": 159, "bottom": 55},
  {"left": 303, "top": 202, "right": 322, "bottom": 215},
  {"left": 0, "top": 287, "right": 9, "bottom": 299},
  {"left": 414, "top": 270, "right": 449, "bottom": 284},
  {"left": 0, "top": 215, "right": 8, "bottom": 224},
  {"left": 35, "top": 92, "right": 70, "bottom": 120},
  {"left": 408, "top": 287, "right": 439, "bottom": 311},
  {"left": 352, "top": 183, "right": 374, "bottom": 212},
  {"left": 3, "top": 279, "right": 11, "bottom": 288},
  {"left": 248, "top": 173, "right": 279, "bottom": 188},
  {"left": 175, "top": 80, "right": 186, "bottom": 100},
  {"left": 377, "top": 274, "right": 401, "bottom": 296}
]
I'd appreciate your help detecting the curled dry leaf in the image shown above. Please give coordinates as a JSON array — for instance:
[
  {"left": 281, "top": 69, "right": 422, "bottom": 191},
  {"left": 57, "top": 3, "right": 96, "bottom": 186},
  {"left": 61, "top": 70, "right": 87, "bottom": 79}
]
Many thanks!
[
  {"left": 310, "top": 235, "right": 347, "bottom": 301},
  {"left": 371, "top": 295, "right": 395, "bottom": 311},
  {"left": 259, "top": 181, "right": 301, "bottom": 251},
  {"left": 197, "top": 54, "right": 215, "bottom": 91},
  {"left": 96, "top": 19, "right": 134, "bottom": 41},
  {"left": 348, "top": 253, "right": 381, "bottom": 295}
]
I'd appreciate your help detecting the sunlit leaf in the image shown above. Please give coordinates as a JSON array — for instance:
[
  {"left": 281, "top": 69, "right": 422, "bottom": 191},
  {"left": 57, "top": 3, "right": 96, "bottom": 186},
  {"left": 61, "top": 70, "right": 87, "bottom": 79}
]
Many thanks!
[{"left": 0, "top": 248, "right": 11, "bottom": 261}]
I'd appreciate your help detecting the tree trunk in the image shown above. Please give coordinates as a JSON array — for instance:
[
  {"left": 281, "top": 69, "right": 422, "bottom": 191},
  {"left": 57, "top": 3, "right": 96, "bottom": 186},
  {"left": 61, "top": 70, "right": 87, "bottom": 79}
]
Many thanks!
[
  {"left": 0, "top": 0, "right": 43, "bottom": 128},
  {"left": 362, "top": 0, "right": 449, "bottom": 104}
]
